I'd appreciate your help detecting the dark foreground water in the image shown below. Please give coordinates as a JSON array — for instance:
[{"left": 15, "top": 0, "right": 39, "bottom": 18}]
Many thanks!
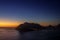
[
  {"left": 0, "top": 28, "right": 60, "bottom": 40},
  {"left": 0, "top": 28, "right": 19, "bottom": 40}
]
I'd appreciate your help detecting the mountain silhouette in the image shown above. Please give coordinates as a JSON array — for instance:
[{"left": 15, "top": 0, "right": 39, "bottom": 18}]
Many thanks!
[
  {"left": 16, "top": 22, "right": 42, "bottom": 32},
  {"left": 16, "top": 22, "right": 60, "bottom": 33}
]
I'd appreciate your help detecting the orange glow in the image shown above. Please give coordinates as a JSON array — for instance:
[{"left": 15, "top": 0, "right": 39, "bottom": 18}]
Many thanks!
[
  {"left": 40, "top": 22, "right": 49, "bottom": 26},
  {"left": 0, "top": 19, "right": 23, "bottom": 27},
  {"left": 40, "top": 21, "right": 58, "bottom": 26},
  {"left": 0, "top": 18, "right": 58, "bottom": 27}
]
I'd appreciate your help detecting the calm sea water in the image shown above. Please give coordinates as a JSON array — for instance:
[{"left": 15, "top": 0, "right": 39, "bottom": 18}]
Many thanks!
[
  {"left": 0, "top": 28, "right": 60, "bottom": 40},
  {"left": 0, "top": 28, "right": 20, "bottom": 40}
]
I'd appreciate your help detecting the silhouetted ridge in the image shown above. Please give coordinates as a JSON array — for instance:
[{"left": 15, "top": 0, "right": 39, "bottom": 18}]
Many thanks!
[
  {"left": 57, "top": 24, "right": 60, "bottom": 27},
  {"left": 16, "top": 22, "right": 42, "bottom": 32},
  {"left": 16, "top": 22, "right": 60, "bottom": 33}
]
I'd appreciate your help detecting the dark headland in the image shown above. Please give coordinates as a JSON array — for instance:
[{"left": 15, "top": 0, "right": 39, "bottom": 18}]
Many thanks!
[{"left": 16, "top": 22, "right": 60, "bottom": 40}]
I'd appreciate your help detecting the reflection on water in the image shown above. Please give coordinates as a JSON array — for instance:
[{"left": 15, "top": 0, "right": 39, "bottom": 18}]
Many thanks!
[
  {"left": 0, "top": 28, "right": 19, "bottom": 40},
  {"left": 0, "top": 28, "right": 60, "bottom": 40}
]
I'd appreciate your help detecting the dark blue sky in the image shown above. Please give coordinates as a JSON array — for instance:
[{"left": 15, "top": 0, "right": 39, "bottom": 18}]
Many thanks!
[{"left": 0, "top": 0, "right": 60, "bottom": 25}]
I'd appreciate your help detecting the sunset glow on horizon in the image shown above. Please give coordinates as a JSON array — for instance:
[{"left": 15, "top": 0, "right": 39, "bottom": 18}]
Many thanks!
[
  {"left": 0, "top": 19, "right": 24, "bottom": 27},
  {"left": 0, "top": 0, "right": 60, "bottom": 27},
  {"left": 0, "top": 19, "right": 59, "bottom": 27}
]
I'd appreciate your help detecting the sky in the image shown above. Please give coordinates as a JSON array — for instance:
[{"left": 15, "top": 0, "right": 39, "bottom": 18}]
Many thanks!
[{"left": 0, "top": 0, "right": 60, "bottom": 27}]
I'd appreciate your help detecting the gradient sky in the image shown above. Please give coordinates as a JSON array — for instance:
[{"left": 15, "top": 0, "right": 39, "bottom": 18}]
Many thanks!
[{"left": 0, "top": 0, "right": 60, "bottom": 27}]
